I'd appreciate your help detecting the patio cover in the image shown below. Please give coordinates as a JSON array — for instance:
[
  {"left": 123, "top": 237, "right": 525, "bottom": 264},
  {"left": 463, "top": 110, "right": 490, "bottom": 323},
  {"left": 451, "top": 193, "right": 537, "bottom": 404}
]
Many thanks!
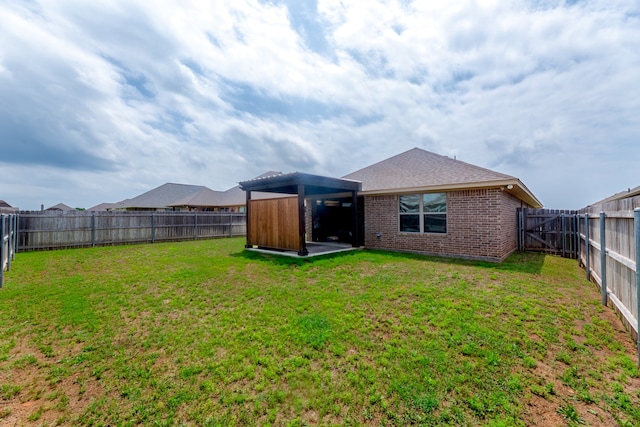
[{"left": 239, "top": 172, "right": 362, "bottom": 255}]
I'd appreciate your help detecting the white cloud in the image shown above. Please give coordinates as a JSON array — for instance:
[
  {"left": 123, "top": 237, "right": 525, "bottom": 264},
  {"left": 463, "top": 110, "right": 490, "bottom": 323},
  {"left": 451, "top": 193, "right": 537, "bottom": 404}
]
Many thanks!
[{"left": 0, "top": 0, "right": 638, "bottom": 210}]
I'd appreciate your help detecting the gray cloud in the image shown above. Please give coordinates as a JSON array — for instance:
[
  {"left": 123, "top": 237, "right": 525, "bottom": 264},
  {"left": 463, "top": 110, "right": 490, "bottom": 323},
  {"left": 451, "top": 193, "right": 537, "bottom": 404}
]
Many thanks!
[{"left": 0, "top": 0, "right": 638, "bottom": 210}]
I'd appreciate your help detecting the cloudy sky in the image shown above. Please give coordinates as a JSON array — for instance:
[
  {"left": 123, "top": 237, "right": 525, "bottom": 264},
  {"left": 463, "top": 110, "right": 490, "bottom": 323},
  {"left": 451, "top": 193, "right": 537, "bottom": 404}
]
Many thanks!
[{"left": 1, "top": 0, "right": 638, "bottom": 210}]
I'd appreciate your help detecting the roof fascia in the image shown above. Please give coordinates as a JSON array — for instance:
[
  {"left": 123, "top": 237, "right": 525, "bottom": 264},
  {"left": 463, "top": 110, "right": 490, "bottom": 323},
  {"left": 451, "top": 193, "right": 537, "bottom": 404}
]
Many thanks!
[{"left": 359, "top": 179, "right": 543, "bottom": 208}]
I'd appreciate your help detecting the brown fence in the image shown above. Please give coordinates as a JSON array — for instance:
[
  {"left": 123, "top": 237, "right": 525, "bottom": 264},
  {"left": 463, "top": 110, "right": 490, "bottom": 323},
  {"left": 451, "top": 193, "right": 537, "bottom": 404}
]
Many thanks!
[
  {"left": 518, "top": 208, "right": 578, "bottom": 258},
  {"left": 247, "top": 197, "right": 300, "bottom": 252},
  {"left": 577, "top": 196, "right": 640, "bottom": 347},
  {"left": 18, "top": 211, "right": 246, "bottom": 251}
]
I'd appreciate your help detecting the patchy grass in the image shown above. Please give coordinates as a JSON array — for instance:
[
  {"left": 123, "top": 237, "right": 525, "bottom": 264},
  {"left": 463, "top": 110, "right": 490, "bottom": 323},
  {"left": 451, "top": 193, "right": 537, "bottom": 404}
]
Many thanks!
[{"left": 0, "top": 238, "right": 638, "bottom": 426}]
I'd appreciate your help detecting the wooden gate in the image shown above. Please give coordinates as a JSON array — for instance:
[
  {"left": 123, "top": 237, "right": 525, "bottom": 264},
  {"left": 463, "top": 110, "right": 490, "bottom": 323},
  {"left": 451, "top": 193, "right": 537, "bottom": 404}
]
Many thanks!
[{"left": 518, "top": 208, "right": 579, "bottom": 258}]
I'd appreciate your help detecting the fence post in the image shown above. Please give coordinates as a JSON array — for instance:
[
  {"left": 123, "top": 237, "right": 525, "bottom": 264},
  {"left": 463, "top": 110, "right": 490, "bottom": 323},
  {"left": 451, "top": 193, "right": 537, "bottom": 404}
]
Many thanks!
[
  {"left": 573, "top": 213, "right": 581, "bottom": 259},
  {"left": 7, "top": 215, "right": 12, "bottom": 271},
  {"left": 561, "top": 214, "right": 566, "bottom": 258},
  {"left": 194, "top": 213, "right": 198, "bottom": 240},
  {"left": 11, "top": 214, "right": 17, "bottom": 259},
  {"left": 14, "top": 214, "right": 20, "bottom": 255},
  {"left": 151, "top": 212, "right": 156, "bottom": 243},
  {"left": 1, "top": 214, "right": 5, "bottom": 288},
  {"left": 585, "top": 214, "right": 590, "bottom": 281},
  {"left": 634, "top": 207, "right": 640, "bottom": 366},
  {"left": 600, "top": 212, "right": 607, "bottom": 306},
  {"left": 229, "top": 214, "right": 233, "bottom": 237},
  {"left": 91, "top": 213, "right": 96, "bottom": 247}
]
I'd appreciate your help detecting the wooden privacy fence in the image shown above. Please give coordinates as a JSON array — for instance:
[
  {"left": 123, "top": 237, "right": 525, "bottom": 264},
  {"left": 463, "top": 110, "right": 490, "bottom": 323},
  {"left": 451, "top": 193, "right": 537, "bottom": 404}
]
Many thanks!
[
  {"left": 1, "top": 213, "right": 18, "bottom": 287},
  {"left": 578, "top": 207, "right": 640, "bottom": 362},
  {"left": 18, "top": 211, "right": 246, "bottom": 251},
  {"left": 518, "top": 208, "right": 579, "bottom": 258}
]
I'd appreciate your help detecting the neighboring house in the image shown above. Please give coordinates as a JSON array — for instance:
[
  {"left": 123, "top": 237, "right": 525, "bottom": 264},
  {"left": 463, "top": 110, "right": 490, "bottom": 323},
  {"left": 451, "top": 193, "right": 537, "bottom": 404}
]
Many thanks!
[
  {"left": 46, "top": 203, "right": 76, "bottom": 211},
  {"left": 0, "top": 200, "right": 18, "bottom": 213},
  {"left": 581, "top": 184, "right": 640, "bottom": 214},
  {"left": 588, "top": 185, "right": 640, "bottom": 207},
  {"left": 242, "top": 148, "right": 542, "bottom": 262},
  {"left": 89, "top": 172, "right": 283, "bottom": 212}
]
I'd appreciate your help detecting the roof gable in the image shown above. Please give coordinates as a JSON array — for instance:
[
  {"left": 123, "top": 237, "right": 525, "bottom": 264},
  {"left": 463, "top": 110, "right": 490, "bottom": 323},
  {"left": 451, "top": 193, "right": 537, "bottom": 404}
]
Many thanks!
[{"left": 46, "top": 203, "right": 76, "bottom": 211}]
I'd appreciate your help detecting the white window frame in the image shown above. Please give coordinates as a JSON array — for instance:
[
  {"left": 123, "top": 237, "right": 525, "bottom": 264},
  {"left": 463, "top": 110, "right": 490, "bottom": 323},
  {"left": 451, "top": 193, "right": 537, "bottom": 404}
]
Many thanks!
[{"left": 399, "top": 193, "right": 447, "bottom": 234}]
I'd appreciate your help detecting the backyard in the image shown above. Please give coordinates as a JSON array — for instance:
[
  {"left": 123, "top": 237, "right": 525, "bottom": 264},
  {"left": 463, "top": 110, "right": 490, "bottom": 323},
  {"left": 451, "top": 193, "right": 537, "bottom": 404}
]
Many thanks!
[{"left": 0, "top": 237, "right": 638, "bottom": 426}]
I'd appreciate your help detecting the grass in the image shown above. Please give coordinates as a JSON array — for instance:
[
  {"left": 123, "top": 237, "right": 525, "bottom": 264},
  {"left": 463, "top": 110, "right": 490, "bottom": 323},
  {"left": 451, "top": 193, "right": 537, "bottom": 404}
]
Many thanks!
[{"left": 0, "top": 237, "right": 638, "bottom": 426}]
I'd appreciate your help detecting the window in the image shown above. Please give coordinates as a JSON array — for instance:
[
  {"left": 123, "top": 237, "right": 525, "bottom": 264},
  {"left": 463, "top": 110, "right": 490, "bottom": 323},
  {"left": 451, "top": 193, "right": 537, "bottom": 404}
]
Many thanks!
[{"left": 399, "top": 193, "right": 447, "bottom": 233}]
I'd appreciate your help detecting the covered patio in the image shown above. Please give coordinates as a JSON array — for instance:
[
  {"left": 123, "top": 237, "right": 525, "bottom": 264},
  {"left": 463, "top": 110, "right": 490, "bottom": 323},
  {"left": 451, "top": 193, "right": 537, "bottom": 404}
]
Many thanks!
[{"left": 239, "top": 172, "right": 362, "bottom": 256}]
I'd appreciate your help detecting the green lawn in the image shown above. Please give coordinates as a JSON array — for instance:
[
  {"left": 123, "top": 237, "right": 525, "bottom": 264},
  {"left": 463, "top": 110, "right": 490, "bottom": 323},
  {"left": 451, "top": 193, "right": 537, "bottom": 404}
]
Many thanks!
[{"left": 0, "top": 238, "right": 638, "bottom": 426}]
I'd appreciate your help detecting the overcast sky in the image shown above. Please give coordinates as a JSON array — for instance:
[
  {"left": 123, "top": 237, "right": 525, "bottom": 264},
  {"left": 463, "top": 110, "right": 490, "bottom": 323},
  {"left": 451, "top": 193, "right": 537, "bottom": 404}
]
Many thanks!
[{"left": 1, "top": 0, "right": 638, "bottom": 210}]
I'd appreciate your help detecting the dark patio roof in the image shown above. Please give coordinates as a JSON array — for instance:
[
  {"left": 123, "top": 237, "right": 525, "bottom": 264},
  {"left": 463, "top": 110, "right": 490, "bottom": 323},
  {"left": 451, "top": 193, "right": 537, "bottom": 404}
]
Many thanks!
[{"left": 239, "top": 172, "right": 361, "bottom": 196}]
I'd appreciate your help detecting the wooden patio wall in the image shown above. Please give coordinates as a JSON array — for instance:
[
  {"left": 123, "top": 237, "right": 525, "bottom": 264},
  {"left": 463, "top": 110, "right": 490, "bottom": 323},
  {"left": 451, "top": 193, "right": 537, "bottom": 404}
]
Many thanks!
[
  {"left": 17, "top": 211, "right": 246, "bottom": 251},
  {"left": 578, "top": 195, "right": 640, "bottom": 343},
  {"left": 248, "top": 197, "right": 299, "bottom": 252}
]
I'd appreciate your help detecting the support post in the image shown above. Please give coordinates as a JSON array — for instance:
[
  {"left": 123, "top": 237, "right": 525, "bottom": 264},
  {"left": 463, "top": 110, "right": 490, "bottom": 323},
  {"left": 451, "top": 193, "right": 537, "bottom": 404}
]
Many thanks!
[
  {"left": 517, "top": 208, "right": 523, "bottom": 251},
  {"left": 634, "top": 208, "right": 640, "bottom": 366},
  {"left": 351, "top": 191, "right": 359, "bottom": 248},
  {"left": 7, "top": 215, "right": 12, "bottom": 271},
  {"left": 11, "top": 214, "right": 17, "bottom": 259},
  {"left": 1, "top": 214, "right": 5, "bottom": 288},
  {"left": 600, "top": 212, "right": 607, "bottom": 306},
  {"left": 14, "top": 214, "right": 19, "bottom": 255},
  {"left": 245, "top": 190, "right": 252, "bottom": 248},
  {"left": 194, "top": 213, "right": 198, "bottom": 240},
  {"left": 585, "top": 214, "right": 590, "bottom": 281},
  {"left": 573, "top": 214, "right": 580, "bottom": 259},
  {"left": 297, "top": 184, "right": 308, "bottom": 256}
]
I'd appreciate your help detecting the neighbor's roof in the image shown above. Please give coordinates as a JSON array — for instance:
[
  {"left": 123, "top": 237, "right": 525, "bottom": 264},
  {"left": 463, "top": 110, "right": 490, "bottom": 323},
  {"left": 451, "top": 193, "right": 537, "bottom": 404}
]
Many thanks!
[
  {"left": 0, "top": 200, "right": 13, "bottom": 208},
  {"left": 111, "top": 172, "right": 286, "bottom": 210},
  {"left": 343, "top": 148, "right": 542, "bottom": 207},
  {"left": 590, "top": 184, "right": 640, "bottom": 206},
  {"left": 117, "top": 183, "right": 208, "bottom": 209},
  {"left": 169, "top": 187, "right": 224, "bottom": 208},
  {"left": 46, "top": 203, "right": 76, "bottom": 211}
]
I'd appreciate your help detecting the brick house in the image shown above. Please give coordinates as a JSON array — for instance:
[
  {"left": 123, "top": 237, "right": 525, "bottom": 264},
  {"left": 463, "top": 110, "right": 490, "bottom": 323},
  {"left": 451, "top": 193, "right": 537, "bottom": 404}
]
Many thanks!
[
  {"left": 241, "top": 148, "right": 542, "bottom": 262},
  {"left": 342, "top": 148, "right": 542, "bottom": 262}
]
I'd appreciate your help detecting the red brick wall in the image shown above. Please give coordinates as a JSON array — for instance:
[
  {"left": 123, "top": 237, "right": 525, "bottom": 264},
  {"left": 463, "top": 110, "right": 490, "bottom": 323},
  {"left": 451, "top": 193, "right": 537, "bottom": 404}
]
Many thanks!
[{"left": 363, "top": 189, "right": 525, "bottom": 262}]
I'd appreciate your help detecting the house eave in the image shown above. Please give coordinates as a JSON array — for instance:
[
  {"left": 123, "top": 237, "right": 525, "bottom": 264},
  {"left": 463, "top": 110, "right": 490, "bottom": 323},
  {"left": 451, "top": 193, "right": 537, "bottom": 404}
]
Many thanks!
[{"left": 358, "top": 179, "right": 543, "bottom": 208}]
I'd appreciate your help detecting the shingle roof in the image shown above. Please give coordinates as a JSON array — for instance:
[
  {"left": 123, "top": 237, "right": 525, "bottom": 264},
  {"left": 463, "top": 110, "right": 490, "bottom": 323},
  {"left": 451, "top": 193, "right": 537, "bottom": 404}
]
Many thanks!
[
  {"left": 590, "top": 184, "right": 640, "bottom": 206},
  {"left": 343, "top": 147, "right": 542, "bottom": 207},
  {"left": 113, "top": 173, "right": 285, "bottom": 210},
  {"left": 169, "top": 188, "right": 224, "bottom": 207},
  {"left": 118, "top": 183, "right": 208, "bottom": 209},
  {"left": 46, "top": 203, "right": 76, "bottom": 211},
  {"left": 0, "top": 200, "right": 12, "bottom": 208},
  {"left": 343, "top": 148, "right": 514, "bottom": 192}
]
